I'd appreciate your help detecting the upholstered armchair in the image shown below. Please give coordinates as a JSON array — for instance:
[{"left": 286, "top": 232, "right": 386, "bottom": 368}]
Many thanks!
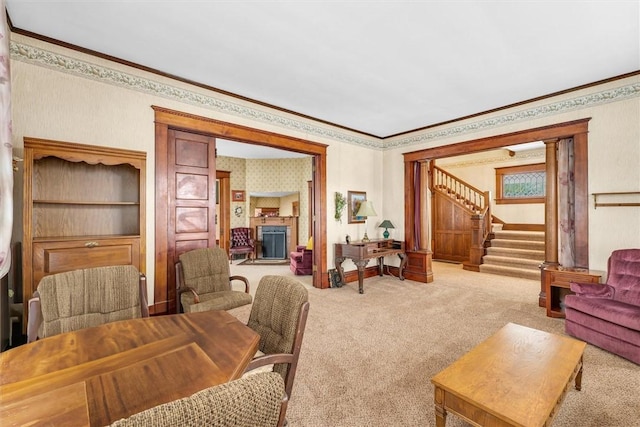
[
  {"left": 290, "top": 245, "right": 312, "bottom": 275},
  {"left": 27, "top": 265, "right": 149, "bottom": 343},
  {"left": 110, "top": 372, "right": 288, "bottom": 427},
  {"left": 243, "top": 275, "right": 310, "bottom": 424},
  {"left": 229, "top": 227, "right": 255, "bottom": 263},
  {"left": 176, "top": 247, "right": 252, "bottom": 313},
  {"left": 565, "top": 248, "right": 640, "bottom": 364}
]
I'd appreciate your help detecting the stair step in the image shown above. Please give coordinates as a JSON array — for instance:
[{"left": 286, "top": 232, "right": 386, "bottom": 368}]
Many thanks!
[
  {"left": 478, "top": 264, "right": 541, "bottom": 281},
  {"left": 495, "top": 230, "right": 544, "bottom": 242},
  {"left": 490, "top": 239, "right": 545, "bottom": 251},
  {"left": 482, "top": 255, "right": 542, "bottom": 270},
  {"left": 485, "top": 246, "right": 544, "bottom": 260},
  {"left": 493, "top": 230, "right": 545, "bottom": 241}
]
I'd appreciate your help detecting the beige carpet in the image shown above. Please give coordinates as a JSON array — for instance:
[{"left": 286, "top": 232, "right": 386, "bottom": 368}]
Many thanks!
[{"left": 230, "top": 261, "right": 640, "bottom": 427}]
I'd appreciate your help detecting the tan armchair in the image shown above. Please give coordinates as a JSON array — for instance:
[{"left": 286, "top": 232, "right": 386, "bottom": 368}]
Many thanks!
[
  {"left": 27, "top": 265, "right": 149, "bottom": 343},
  {"left": 243, "top": 275, "right": 310, "bottom": 421},
  {"left": 109, "top": 372, "right": 287, "bottom": 427},
  {"left": 176, "top": 247, "right": 252, "bottom": 313}
]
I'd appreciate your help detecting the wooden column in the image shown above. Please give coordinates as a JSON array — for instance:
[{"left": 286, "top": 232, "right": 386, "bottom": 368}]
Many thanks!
[
  {"left": 540, "top": 139, "right": 559, "bottom": 306},
  {"left": 402, "top": 160, "right": 433, "bottom": 283}
]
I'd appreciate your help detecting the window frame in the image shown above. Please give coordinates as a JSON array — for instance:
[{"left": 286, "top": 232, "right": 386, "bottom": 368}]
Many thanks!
[{"left": 495, "top": 163, "right": 545, "bottom": 204}]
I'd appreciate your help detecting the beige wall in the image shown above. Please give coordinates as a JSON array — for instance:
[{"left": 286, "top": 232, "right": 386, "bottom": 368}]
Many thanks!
[{"left": 9, "top": 32, "right": 640, "bottom": 299}]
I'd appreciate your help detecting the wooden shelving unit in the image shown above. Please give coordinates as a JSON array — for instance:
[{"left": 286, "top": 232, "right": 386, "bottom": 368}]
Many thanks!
[{"left": 22, "top": 138, "right": 146, "bottom": 326}]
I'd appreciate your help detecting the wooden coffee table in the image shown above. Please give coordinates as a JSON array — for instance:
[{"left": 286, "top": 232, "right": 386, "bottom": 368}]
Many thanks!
[{"left": 431, "top": 323, "right": 586, "bottom": 427}]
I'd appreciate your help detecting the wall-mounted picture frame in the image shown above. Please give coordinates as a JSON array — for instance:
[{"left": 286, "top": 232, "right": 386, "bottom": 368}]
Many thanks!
[
  {"left": 347, "top": 191, "right": 366, "bottom": 224},
  {"left": 232, "top": 190, "right": 245, "bottom": 202}
]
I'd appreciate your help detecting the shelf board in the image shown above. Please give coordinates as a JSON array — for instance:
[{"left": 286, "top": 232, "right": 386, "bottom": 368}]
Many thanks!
[
  {"left": 33, "top": 235, "right": 140, "bottom": 242},
  {"left": 33, "top": 200, "right": 140, "bottom": 205}
]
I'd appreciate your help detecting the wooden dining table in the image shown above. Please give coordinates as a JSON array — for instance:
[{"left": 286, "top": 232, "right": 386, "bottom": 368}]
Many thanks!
[{"left": 0, "top": 310, "right": 260, "bottom": 426}]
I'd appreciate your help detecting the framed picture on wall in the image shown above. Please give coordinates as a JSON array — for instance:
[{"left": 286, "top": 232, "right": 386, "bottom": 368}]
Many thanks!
[
  {"left": 347, "top": 191, "right": 366, "bottom": 223},
  {"left": 232, "top": 190, "right": 245, "bottom": 202}
]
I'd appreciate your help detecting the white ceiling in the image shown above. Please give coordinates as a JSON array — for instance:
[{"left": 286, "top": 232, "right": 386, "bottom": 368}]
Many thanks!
[{"left": 6, "top": 1, "right": 639, "bottom": 144}]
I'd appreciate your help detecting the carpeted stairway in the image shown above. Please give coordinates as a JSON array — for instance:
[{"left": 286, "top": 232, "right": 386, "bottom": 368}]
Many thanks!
[{"left": 479, "top": 229, "right": 545, "bottom": 280}]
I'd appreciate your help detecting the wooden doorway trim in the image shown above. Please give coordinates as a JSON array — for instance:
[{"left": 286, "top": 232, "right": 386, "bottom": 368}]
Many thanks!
[
  {"left": 217, "top": 170, "right": 231, "bottom": 252},
  {"left": 153, "top": 106, "right": 328, "bottom": 314},
  {"left": 403, "top": 118, "right": 591, "bottom": 302}
]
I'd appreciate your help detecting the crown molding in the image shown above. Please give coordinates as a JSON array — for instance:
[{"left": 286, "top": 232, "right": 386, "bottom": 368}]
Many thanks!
[{"left": 11, "top": 41, "right": 639, "bottom": 153}]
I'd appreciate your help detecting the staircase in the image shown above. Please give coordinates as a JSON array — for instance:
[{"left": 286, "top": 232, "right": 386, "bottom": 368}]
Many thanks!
[{"left": 479, "top": 229, "right": 545, "bottom": 281}]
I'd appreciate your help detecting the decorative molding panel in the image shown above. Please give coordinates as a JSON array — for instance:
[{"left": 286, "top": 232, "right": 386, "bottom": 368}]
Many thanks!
[{"left": 11, "top": 41, "right": 640, "bottom": 152}]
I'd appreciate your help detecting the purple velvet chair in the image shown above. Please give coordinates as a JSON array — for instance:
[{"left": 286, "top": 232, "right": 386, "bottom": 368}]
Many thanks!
[
  {"left": 564, "top": 248, "right": 640, "bottom": 364},
  {"left": 290, "top": 245, "right": 312, "bottom": 276},
  {"left": 229, "top": 227, "right": 255, "bottom": 264}
]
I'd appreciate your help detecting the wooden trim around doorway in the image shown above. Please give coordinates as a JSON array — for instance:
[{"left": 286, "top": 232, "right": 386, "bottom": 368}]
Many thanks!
[{"left": 152, "top": 106, "right": 328, "bottom": 314}]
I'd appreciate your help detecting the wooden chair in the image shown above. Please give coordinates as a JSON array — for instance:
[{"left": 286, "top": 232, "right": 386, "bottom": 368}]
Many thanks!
[
  {"left": 109, "top": 372, "right": 288, "bottom": 427},
  {"left": 27, "top": 265, "right": 149, "bottom": 343},
  {"left": 243, "top": 275, "right": 310, "bottom": 419},
  {"left": 176, "top": 247, "right": 252, "bottom": 313},
  {"left": 229, "top": 227, "right": 255, "bottom": 263}
]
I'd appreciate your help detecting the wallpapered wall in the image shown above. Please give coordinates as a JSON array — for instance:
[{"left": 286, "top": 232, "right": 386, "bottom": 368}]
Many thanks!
[{"left": 217, "top": 155, "right": 312, "bottom": 245}]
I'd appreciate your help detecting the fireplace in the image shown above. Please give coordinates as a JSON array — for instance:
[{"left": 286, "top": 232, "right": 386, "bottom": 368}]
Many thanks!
[{"left": 261, "top": 226, "right": 287, "bottom": 259}]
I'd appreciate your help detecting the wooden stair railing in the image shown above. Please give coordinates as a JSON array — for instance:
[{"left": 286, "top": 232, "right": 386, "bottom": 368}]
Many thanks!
[
  {"left": 430, "top": 165, "right": 491, "bottom": 270},
  {"left": 431, "top": 166, "right": 488, "bottom": 213}
]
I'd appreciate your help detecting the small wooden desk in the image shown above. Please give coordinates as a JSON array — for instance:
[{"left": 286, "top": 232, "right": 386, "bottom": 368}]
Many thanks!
[
  {"left": 334, "top": 239, "right": 407, "bottom": 294},
  {"left": 0, "top": 311, "right": 259, "bottom": 426},
  {"left": 431, "top": 323, "right": 586, "bottom": 427}
]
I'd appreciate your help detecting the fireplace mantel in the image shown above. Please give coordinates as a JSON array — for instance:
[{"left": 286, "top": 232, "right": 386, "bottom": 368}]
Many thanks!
[{"left": 249, "top": 216, "right": 298, "bottom": 257}]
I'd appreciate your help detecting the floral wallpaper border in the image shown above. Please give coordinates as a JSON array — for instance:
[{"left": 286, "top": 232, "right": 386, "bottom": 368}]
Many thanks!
[{"left": 11, "top": 41, "right": 640, "bottom": 153}]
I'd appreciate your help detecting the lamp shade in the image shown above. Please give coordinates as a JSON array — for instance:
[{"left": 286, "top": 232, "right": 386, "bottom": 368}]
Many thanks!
[
  {"left": 356, "top": 200, "right": 377, "bottom": 217},
  {"left": 378, "top": 220, "right": 395, "bottom": 229}
]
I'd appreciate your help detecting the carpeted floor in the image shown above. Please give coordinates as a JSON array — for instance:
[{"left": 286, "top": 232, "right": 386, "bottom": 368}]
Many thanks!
[
  {"left": 229, "top": 261, "right": 640, "bottom": 427},
  {"left": 237, "top": 258, "right": 290, "bottom": 266}
]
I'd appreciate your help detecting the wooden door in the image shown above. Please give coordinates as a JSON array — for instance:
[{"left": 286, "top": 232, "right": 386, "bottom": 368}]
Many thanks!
[{"left": 163, "top": 129, "right": 217, "bottom": 313}]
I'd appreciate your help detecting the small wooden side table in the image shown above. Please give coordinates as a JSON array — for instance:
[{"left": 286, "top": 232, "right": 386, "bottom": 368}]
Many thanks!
[{"left": 543, "top": 266, "right": 604, "bottom": 318}]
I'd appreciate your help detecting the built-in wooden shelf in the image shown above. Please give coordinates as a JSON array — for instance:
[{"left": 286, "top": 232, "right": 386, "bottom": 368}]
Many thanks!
[{"left": 592, "top": 191, "right": 640, "bottom": 209}]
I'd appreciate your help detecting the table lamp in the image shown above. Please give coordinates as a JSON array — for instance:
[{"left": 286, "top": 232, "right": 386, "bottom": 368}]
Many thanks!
[
  {"left": 378, "top": 220, "right": 395, "bottom": 239},
  {"left": 356, "top": 200, "right": 377, "bottom": 242}
]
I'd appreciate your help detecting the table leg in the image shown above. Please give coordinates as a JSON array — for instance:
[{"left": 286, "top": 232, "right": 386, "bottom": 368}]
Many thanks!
[
  {"left": 397, "top": 253, "right": 407, "bottom": 280},
  {"left": 575, "top": 357, "right": 583, "bottom": 391},
  {"left": 377, "top": 257, "right": 384, "bottom": 276},
  {"left": 354, "top": 259, "right": 369, "bottom": 294},
  {"left": 335, "top": 257, "right": 346, "bottom": 286},
  {"left": 434, "top": 387, "right": 447, "bottom": 427}
]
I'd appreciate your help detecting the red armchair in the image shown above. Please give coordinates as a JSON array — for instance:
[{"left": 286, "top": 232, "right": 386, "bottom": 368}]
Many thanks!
[
  {"left": 229, "top": 227, "right": 255, "bottom": 263},
  {"left": 290, "top": 245, "right": 312, "bottom": 275},
  {"left": 565, "top": 248, "right": 640, "bottom": 364}
]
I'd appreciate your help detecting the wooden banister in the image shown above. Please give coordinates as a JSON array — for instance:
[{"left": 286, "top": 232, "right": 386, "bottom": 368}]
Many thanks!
[{"left": 431, "top": 166, "right": 488, "bottom": 213}]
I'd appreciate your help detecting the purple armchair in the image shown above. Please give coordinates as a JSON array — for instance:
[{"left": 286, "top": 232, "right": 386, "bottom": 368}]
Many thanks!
[
  {"left": 290, "top": 245, "right": 312, "bottom": 276},
  {"left": 229, "top": 227, "right": 255, "bottom": 264},
  {"left": 565, "top": 249, "right": 640, "bottom": 364}
]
